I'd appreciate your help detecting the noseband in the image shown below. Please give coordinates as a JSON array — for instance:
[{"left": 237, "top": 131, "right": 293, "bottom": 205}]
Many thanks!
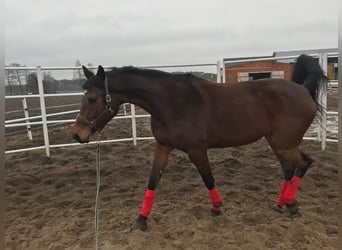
[{"left": 76, "top": 75, "right": 115, "bottom": 132}]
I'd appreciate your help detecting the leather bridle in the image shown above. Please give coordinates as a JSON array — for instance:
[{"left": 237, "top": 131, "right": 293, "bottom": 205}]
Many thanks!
[{"left": 75, "top": 75, "right": 115, "bottom": 132}]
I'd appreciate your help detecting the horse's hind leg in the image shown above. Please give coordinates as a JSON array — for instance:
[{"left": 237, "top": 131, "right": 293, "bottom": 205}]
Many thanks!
[
  {"left": 273, "top": 155, "right": 295, "bottom": 212},
  {"left": 188, "top": 149, "right": 223, "bottom": 216},
  {"left": 272, "top": 147, "right": 313, "bottom": 214}
]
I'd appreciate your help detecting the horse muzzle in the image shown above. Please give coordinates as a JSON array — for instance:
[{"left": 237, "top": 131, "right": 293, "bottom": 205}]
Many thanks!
[
  {"left": 72, "top": 133, "right": 90, "bottom": 144},
  {"left": 72, "top": 114, "right": 94, "bottom": 143}
]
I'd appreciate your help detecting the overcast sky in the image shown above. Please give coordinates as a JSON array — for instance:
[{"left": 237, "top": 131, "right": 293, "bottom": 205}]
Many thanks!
[{"left": 5, "top": 0, "right": 338, "bottom": 72}]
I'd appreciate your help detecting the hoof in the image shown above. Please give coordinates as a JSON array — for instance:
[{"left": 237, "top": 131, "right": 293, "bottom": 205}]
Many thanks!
[
  {"left": 272, "top": 204, "right": 285, "bottom": 213},
  {"left": 286, "top": 200, "right": 299, "bottom": 215},
  {"left": 211, "top": 209, "right": 222, "bottom": 217},
  {"left": 130, "top": 214, "right": 147, "bottom": 232}
]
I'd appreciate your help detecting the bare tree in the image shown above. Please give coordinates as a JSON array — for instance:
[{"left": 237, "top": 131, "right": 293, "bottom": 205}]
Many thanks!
[
  {"left": 73, "top": 60, "right": 83, "bottom": 80},
  {"left": 5, "top": 63, "right": 31, "bottom": 94}
]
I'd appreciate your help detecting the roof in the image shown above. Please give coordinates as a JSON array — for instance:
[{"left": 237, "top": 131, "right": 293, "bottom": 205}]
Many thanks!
[
  {"left": 273, "top": 48, "right": 338, "bottom": 63},
  {"left": 223, "top": 55, "right": 274, "bottom": 67},
  {"left": 273, "top": 48, "right": 338, "bottom": 57}
]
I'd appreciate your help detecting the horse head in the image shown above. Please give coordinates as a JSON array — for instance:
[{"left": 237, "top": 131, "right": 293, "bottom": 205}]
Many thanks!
[{"left": 72, "top": 65, "right": 119, "bottom": 143}]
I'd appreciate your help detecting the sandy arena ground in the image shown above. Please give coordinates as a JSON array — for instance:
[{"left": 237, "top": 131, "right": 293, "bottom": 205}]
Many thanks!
[{"left": 5, "top": 114, "right": 337, "bottom": 249}]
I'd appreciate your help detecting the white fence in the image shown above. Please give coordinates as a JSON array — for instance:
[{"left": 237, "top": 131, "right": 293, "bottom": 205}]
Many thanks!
[
  {"left": 5, "top": 55, "right": 338, "bottom": 156},
  {"left": 5, "top": 62, "right": 221, "bottom": 156}
]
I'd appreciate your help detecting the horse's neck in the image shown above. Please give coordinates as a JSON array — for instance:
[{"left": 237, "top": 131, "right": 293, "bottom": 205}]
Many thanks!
[{"left": 111, "top": 75, "right": 167, "bottom": 116}]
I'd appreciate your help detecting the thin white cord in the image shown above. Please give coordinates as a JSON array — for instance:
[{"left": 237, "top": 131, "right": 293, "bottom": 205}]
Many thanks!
[{"left": 95, "top": 143, "right": 100, "bottom": 250}]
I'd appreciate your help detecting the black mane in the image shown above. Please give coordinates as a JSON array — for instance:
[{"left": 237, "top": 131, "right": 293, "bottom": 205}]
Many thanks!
[
  {"left": 109, "top": 66, "right": 204, "bottom": 81},
  {"left": 82, "top": 66, "right": 208, "bottom": 90}
]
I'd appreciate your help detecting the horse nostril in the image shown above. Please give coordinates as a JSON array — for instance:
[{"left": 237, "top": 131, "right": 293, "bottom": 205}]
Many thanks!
[{"left": 73, "top": 134, "right": 81, "bottom": 143}]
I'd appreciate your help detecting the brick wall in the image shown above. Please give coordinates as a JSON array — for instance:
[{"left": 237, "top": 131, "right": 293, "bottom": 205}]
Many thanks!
[{"left": 225, "top": 61, "right": 294, "bottom": 83}]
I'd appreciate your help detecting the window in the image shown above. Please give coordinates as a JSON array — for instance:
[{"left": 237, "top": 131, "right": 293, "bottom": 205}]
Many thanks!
[{"left": 248, "top": 72, "right": 271, "bottom": 80}]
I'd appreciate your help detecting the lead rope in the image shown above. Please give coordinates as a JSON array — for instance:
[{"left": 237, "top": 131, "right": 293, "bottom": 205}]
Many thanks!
[{"left": 95, "top": 143, "right": 100, "bottom": 250}]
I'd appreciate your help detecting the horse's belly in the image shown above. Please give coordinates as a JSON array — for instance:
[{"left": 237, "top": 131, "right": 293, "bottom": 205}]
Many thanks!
[
  {"left": 207, "top": 130, "right": 264, "bottom": 148},
  {"left": 206, "top": 119, "right": 267, "bottom": 148},
  {"left": 151, "top": 114, "right": 268, "bottom": 150}
]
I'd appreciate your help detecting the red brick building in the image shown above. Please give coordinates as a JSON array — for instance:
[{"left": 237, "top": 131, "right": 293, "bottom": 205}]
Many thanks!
[
  {"left": 223, "top": 48, "right": 338, "bottom": 83},
  {"left": 225, "top": 60, "right": 294, "bottom": 82}
]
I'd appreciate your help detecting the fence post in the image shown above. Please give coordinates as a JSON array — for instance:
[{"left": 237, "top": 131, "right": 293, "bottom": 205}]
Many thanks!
[
  {"left": 130, "top": 104, "right": 137, "bottom": 145},
  {"left": 36, "top": 66, "right": 50, "bottom": 156},
  {"left": 123, "top": 103, "right": 127, "bottom": 116},
  {"left": 222, "top": 60, "right": 226, "bottom": 83},
  {"left": 319, "top": 53, "right": 328, "bottom": 150},
  {"left": 22, "top": 98, "right": 33, "bottom": 140},
  {"left": 216, "top": 61, "right": 221, "bottom": 83}
]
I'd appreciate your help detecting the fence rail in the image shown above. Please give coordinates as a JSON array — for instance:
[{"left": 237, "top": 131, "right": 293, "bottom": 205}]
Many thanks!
[
  {"left": 4, "top": 56, "right": 338, "bottom": 156},
  {"left": 5, "top": 62, "right": 222, "bottom": 156}
]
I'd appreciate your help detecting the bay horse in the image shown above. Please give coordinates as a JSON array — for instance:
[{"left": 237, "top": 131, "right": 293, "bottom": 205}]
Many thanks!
[{"left": 72, "top": 55, "right": 326, "bottom": 231}]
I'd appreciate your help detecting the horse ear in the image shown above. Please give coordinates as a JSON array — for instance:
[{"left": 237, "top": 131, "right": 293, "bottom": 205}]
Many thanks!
[
  {"left": 82, "top": 65, "right": 94, "bottom": 79},
  {"left": 96, "top": 65, "right": 106, "bottom": 80}
]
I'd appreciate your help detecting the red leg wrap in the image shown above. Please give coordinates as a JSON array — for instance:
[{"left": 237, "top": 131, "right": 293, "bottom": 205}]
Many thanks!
[
  {"left": 284, "top": 176, "right": 301, "bottom": 204},
  {"left": 209, "top": 187, "right": 222, "bottom": 212},
  {"left": 277, "top": 180, "right": 289, "bottom": 207},
  {"left": 140, "top": 189, "right": 156, "bottom": 217}
]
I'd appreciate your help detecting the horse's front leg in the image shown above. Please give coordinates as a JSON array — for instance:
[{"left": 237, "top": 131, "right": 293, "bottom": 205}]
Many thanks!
[{"left": 131, "top": 142, "right": 173, "bottom": 231}]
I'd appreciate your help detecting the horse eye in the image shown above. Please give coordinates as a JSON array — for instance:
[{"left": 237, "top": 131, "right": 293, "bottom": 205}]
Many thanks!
[{"left": 88, "top": 96, "right": 97, "bottom": 104}]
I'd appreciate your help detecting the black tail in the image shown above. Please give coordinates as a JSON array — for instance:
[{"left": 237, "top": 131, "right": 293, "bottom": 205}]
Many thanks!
[{"left": 291, "top": 54, "right": 327, "bottom": 113}]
